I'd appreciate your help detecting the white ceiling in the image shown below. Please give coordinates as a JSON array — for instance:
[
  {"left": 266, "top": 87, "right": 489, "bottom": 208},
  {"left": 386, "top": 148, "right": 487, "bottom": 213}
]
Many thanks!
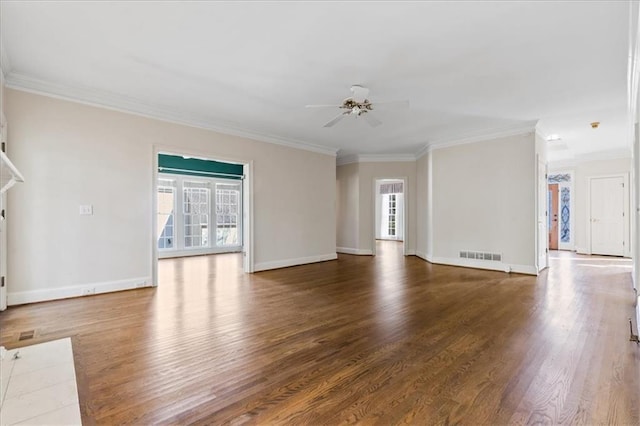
[{"left": 0, "top": 1, "right": 632, "bottom": 161}]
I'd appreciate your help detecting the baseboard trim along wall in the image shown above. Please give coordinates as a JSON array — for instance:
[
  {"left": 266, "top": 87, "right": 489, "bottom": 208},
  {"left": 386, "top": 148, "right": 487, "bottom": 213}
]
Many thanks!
[
  {"left": 416, "top": 254, "right": 537, "bottom": 275},
  {"left": 254, "top": 253, "right": 338, "bottom": 272},
  {"left": 416, "top": 251, "right": 433, "bottom": 262},
  {"left": 7, "top": 276, "right": 153, "bottom": 306},
  {"left": 336, "top": 247, "right": 374, "bottom": 255}
]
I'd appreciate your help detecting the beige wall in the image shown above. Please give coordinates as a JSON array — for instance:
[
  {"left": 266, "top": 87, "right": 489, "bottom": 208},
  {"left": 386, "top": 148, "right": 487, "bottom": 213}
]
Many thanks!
[
  {"left": 431, "top": 133, "right": 537, "bottom": 273},
  {"left": 552, "top": 157, "right": 632, "bottom": 255},
  {"left": 416, "top": 152, "right": 431, "bottom": 258},
  {"left": 5, "top": 89, "right": 337, "bottom": 304},
  {"left": 336, "top": 162, "right": 359, "bottom": 250}
]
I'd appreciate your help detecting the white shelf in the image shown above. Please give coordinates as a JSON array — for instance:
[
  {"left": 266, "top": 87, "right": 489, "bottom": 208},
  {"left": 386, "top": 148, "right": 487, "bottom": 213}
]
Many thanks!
[{"left": 0, "top": 151, "right": 24, "bottom": 194}]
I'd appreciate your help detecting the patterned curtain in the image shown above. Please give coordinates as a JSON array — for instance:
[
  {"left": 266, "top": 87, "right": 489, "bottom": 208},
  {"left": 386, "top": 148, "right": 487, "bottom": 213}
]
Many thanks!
[{"left": 380, "top": 182, "right": 403, "bottom": 194}]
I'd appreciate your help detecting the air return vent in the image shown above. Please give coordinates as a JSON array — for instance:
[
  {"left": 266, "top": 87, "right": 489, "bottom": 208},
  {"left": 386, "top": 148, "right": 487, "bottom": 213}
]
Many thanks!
[{"left": 459, "top": 251, "right": 502, "bottom": 262}]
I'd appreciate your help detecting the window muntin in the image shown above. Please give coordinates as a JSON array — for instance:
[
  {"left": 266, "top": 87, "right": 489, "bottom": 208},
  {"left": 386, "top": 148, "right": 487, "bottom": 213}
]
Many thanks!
[
  {"left": 388, "top": 194, "right": 396, "bottom": 236},
  {"left": 157, "top": 175, "right": 242, "bottom": 254},
  {"left": 157, "top": 179, "right": 176, "bottom": 250},
  {"left": 216, "top": 183, "right": 241, "bottom": 246},
  {"left": 183, "top": 182, "right": 210, "bottom": 248}
]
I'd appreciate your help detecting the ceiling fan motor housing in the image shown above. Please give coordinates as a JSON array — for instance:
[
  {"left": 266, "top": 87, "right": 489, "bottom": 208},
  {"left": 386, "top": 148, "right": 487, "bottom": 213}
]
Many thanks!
[{"left": 342, "top": 98, "right": 373, "bottom": 115}]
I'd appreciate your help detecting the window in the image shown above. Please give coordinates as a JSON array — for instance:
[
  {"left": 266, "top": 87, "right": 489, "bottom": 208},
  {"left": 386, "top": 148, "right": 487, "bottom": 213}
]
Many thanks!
[
  {"left": 157, "top": 174, "right": 242, "bottom": 256},
  {"left": 157, "top": 179, "right": 176, "bottom": 250},
  {"left": 183, "top": 181, "right": 210, "bottom": 248},
  {"left": 388, "top": 194, "right": 396, "bottom": 236},
  {"left": 216, "top": 183, "right": 241, "bottom": 246}
]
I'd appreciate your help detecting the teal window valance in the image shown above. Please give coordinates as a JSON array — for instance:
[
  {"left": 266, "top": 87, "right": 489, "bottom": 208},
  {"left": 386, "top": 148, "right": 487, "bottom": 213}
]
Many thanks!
[{"left": 158, "top": 154, "right": 243, "bottom": 180}]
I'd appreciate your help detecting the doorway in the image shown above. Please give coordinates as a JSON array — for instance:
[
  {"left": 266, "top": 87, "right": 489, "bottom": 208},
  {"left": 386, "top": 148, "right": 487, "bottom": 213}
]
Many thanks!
[
  {"left": 589, "top": 175, "right": 627, "bottom": 256},
  {"left": 547, "top": 172, "right": 573, "bottom": 252},
  {"left": 373, "top": 178, "right": 407, "bottom": 256},
  {"left": 152, "top": 147, "right": 253, "bottom": 288}
]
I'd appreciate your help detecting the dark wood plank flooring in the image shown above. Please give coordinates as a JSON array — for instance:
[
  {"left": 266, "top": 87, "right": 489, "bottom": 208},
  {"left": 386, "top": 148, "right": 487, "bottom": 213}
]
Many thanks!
[{"left": 1, "top": 242, "right": 638, "bottom": 424}]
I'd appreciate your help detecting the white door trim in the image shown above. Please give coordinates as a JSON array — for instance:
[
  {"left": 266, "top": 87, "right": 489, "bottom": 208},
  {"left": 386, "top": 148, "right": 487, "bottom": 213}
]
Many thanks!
[
  {"left": 554, "top": 170, "right": 575, "bottom": 251},
  {"left": 586, "top": 173, "right": 630, "bottom": 257},
  {"left": 372, "top": 177, "right": 408, "bottom": 256},
  {"left": 536, "top": 155, "right": 548, "bottom": 273},
  {"left": 152, "top": 145, "right": 254, "bottom": 288}
]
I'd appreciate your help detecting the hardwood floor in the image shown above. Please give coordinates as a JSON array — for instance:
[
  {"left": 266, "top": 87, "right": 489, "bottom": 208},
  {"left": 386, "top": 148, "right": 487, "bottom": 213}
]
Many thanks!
[{"left": 1, "top": 243, "right": 638, "bottom": 424}]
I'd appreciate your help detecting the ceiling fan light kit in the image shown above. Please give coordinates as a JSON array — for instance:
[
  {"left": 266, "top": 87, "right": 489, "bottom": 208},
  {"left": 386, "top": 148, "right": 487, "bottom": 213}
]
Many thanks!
[{"left": 306, "top": 85, "right": 408, "bottom": 128}]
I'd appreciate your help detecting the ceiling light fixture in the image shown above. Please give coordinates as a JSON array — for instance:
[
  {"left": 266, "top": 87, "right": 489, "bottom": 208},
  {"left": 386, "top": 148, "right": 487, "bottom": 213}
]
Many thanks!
[
  {"left": 590, "top": 121, "right": 600, "bottom": 129},
  {"left": 546, "top": 134, "right": 562, "bottom": 141}
]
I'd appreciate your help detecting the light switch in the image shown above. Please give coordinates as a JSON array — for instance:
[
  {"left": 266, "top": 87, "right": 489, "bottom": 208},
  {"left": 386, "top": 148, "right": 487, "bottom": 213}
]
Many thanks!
[{"left": 79, "top": 205, "right": 93, "bottom": 215}]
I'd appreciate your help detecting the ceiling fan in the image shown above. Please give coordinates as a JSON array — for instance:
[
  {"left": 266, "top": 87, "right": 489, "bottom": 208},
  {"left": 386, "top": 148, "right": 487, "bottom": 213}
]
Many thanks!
[{"left": 306, "top": 85, "right": 409, "bottom": 128}]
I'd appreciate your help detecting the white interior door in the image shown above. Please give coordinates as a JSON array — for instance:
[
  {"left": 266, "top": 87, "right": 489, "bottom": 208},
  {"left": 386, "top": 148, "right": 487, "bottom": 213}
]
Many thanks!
[{"left": 590, "top": 176, "right": 624, "bottom": 256}]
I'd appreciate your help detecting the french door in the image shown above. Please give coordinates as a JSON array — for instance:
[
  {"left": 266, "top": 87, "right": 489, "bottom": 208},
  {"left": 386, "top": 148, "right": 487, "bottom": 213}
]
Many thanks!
[{"left": 157, "top": 174, "right": 242, "bottom": 257}]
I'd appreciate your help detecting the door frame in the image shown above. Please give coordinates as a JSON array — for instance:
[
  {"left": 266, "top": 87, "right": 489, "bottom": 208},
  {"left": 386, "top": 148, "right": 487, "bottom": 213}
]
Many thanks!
[
  {"left": 547, "top": 170, "right": 575, "bottom": 251},
  {"left": 371, "top": 177, "right": 408, "bottom": 256},
  {"left": 548, "top": 183, "right": 559, "bottom": 250},
  {"left": 152, "top": 145, "right": 254, "bottom": 288},
  {"left": 586, "top": 172, "right": 630, "bottom": 257},
  {"left": 535, "top": 155, "right": 548, "bottom": 272},
  {"left": 557, "top": 172, "right": 575, "bottom": 251}
]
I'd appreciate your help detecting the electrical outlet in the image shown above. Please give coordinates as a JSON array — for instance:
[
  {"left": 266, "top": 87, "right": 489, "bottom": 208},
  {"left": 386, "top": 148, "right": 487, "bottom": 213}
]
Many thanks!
[
  {"left": 79, "top": 205, "right": 93, "bottom": 215},
  {"left": 82, "top": 287, "right": 95, "bottom": 296}
]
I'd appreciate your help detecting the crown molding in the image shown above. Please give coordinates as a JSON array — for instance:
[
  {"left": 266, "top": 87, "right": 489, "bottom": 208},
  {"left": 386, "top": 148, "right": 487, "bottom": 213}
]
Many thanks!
[
  {"left": 0, "top": 38, "right": 11, "bottom": 82},
  {"left": 416, "top": 121, "right": 539, "bottom": 159},
  {"left": 5, "top": 72, "right": 338, "bottom": 157},
  {"left": 357, "top": 154, "right": 416, "bottom": 163},
  {"left": 415, "top": 144, "right": 430, "bottom": 159},
  {"left": 336, "top": 154, "right": 359, "bottom": 166},
  {"left": 336, "top": 153, "right": 417, "bottom": 166}
]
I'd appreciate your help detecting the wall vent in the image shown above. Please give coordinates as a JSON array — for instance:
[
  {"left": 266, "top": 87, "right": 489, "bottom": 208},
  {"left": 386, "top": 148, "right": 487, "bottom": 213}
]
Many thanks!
[{"left": 459, "top": 251, "right": 502, "bottom": 262}]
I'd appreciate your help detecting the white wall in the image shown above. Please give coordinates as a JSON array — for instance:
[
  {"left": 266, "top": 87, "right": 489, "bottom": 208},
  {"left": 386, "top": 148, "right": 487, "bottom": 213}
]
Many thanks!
[
  {"left": 336, "top": 162, "right": 359, "bottom": 253},
  {"left": 5, "top": 89, "right": 337, "bottom": 304},
  {"left": 430, "top": 133, "right": 537, "bottom": 274},
  {"left": 555, "top": 157, "right": 632, "bottom": 256}
]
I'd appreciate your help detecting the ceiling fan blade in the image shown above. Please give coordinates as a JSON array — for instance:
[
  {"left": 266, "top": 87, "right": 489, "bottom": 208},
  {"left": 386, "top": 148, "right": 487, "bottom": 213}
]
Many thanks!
[
  {"left": 306, "top": 104, "right": 341, "bottom": 108},
  {"left": 373, "top": 100, "right": 410, "bottom": 109},
  {"left": 323, "top": 113, "right": 347, "bottom": 128},
  {"left": 363, "top": 112, "right": 382, "bottom": 127},
  {"left": 350, "top": 85, "right": 370, "bottom": 103}
]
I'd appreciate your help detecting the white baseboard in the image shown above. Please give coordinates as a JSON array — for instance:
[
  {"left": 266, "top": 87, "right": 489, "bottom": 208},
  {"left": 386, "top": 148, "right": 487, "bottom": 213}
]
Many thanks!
[
  {"left": 415, "top": 251, "right": 433, "bottom": 262},
  {"left": 7, "top": 276, "right": 153, "bottom": 306},
  {"left": 159, "top": 247, "right": 241, "bottom": 259},
  {"left": 405, "top": 249, "right": 416, "bottom": 256},
  {"left": 428, "top": 256, "right": 537, "bottom": 275},
  {"left": 254, "top": 253, "right": 337, "bottom": 272},
  {"left": 336, "top": 247, "right": 373, "bottom": 255}
]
